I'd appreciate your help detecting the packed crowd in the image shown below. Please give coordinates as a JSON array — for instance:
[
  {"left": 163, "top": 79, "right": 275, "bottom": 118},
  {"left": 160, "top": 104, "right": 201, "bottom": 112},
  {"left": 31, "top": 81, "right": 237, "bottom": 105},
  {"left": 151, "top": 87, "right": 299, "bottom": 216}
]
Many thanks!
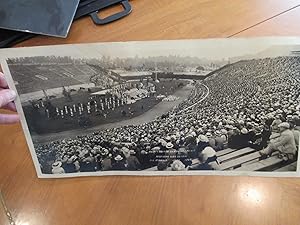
[{"left": 35, "top": 56, "right": 300, "bottom": 174}]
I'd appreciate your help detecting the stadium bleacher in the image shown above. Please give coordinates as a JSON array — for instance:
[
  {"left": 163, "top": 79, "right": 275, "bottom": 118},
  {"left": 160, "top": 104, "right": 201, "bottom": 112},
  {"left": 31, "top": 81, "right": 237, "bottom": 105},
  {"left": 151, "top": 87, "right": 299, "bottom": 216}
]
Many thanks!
[
  {"left": 29, "top": 56, "right": 300, "bottom": 173},
  {"left": 8, "top": 63, "right": 105, "bottom": 94}
]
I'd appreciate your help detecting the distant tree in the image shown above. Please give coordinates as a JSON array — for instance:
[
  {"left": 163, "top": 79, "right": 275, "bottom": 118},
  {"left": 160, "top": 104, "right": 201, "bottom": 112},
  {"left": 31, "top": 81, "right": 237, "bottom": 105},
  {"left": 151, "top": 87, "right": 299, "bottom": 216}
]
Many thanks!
[{"left": 196, "top": 66, "right": 205, "bottom": 71}]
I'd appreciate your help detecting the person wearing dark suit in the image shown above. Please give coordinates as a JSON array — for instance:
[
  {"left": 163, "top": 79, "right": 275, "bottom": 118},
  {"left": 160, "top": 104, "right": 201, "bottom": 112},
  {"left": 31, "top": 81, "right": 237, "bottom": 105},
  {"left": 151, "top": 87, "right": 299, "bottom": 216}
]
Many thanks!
[
  {"left": 126, "top": 150, "right": 141, "bottom": 171},
  {"left": 112, "top": 155, "right": 127, "bottom": 170}
]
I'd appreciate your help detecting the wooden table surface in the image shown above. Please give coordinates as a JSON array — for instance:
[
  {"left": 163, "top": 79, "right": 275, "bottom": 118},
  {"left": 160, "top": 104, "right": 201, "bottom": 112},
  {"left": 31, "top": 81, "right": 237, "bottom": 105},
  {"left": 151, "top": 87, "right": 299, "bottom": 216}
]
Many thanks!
[{"left": 1, "top": 1, "right": 300, "bottom": 225}]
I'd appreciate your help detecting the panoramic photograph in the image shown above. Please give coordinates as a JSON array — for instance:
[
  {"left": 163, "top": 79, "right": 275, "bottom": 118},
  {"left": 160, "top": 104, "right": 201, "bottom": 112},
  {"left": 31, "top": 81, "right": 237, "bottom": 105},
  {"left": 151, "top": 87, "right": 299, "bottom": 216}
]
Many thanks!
[{"left": 1, "top": 38, "right": 300, "bottom": 177}]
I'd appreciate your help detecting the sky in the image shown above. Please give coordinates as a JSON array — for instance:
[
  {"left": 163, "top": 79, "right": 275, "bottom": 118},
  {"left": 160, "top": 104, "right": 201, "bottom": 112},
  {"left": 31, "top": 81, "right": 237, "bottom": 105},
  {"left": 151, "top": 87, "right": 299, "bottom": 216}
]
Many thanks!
[{"left": 1, "top": 37, "right": 300, "bottom": 61}]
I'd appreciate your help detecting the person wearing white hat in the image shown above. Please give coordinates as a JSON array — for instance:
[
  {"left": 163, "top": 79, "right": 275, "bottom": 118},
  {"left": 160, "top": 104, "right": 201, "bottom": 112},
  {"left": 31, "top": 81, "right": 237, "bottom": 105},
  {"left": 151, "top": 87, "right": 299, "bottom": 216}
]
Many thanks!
[
  {"left": 51, "top": 161, "right": 65, "bottom": 174},
  {"left": 101, "top": 153, "right": 112, "bottom": 171},
  {"left": 260, "top": 122, "right": 297, "bottom": 160},
  {"left": 292, "top": 117, "right": 300, "bottom": 149},
  {"left": 271, "top": 115, "right": 282, "bottom": 133},
  {"left": 198, "top": 135, "right": 209, "bottom": 143},
  {"left": 196, "top": 134, "right": 210, "bottom": 156},
  {"left": 165, "top": 142, "right": 177, "bottom": 160},
  {"left": 215, "top": 130, "right": 226, "bottom": 151},
  {"left": 201, "top": 147, "right": 221, "bottom": 170},
  {"left": 126, "top": 150, "right": 141, "bottom": 171},
  {"left": 187, "top": 153, "right": 213, "bottom": 171},
  {"left": 205, "top": 132, "right": 216, "bottom": 149},
  {"left": 112, "top": 155, "right": 126, "bottom": 170},
  {"left": 170, "top": 160, "right": 186, "bottom": 171},
  {"left": 121, "top": 146, "right": 130, "bottom": 159}
]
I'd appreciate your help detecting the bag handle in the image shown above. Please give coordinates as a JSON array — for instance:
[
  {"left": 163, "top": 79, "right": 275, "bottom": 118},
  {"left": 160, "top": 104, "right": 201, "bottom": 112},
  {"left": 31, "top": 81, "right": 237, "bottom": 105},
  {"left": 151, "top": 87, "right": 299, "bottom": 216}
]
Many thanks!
[{"left": 89, "top": 0, "right": 132, "bottom": 25}]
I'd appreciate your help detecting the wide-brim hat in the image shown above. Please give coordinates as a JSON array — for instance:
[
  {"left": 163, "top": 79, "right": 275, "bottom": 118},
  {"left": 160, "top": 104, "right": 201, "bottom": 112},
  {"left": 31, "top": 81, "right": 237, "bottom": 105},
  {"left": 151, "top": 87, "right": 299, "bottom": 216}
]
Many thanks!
[
  {"left": 205, "top": 132, "right": 212, "bottom": 138},
  {"left": 114, "top": 155, "right": 123, "bottom": 161},
  {"left": 121, "top": 147, "right": 130, "bottom": 153},
  {"left": 202, "top": 147, "right": 216, "bottom": 158},
  {"left": 278, "top": 122, "right": 290, "bottom": 129},
  {"left": 171, "top": 160, "right": 186, "bottom": 171},
  {"left": 198, "top": 135, "right": 209, "bottom": 143},
  {"left": 241, "top": 128, "right": 248, "bottom": 134},
  {"left": 221, "top": 129, "right": 227, "bottom": 135},
  {"left": 151, "top": 146, "right": 161, "bottom": 151},
  {"left": 52, "top": 161, "right": 62, "bottom": 168},
  {"left": 129, "top": 150, "right": 136, "bottom": 155},
  {"left": 101, "top": 149, "right": 109, "bottom": 155},
  {"left": 166, "top": 142, "right": 174, "bottom": 149}
]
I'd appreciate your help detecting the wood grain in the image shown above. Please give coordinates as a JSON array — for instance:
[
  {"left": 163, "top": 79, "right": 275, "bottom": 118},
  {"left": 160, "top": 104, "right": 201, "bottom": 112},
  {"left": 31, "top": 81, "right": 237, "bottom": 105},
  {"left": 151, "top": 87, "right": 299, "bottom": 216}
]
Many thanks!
[
  {"left": 17, "top": 0, "right": 300, "bottom": 46},
  {"left": 1, "top": 1, "right": 300, "bottom": 225},
  {"left": 234, "top": 6, "right": 300, "bottom": 37}
]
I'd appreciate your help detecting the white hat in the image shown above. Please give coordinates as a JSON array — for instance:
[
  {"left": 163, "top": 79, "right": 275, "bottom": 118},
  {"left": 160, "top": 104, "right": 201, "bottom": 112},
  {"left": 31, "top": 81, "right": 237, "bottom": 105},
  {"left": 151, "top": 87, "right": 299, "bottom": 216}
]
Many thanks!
[
  {"left": 171, "top": 160, "right": 186, "bottom": 171},
  {"left": 198, "top": 135, "right": 209, "bottom": 143},
  {"left": 278, "top": 122, "right": 290, "bottom": 129},
  {"left": 221, "top": 129, "right": 227, "bottom": 135},
  {"left": 206, "top": 132, "right": 212, "bottom": 138},
  {"left": 241, "top": 128, "right": 248, "bottom": 134},
  {"left": 114, "top": 155, "right": 123, "bottom": 161},
  {"left": 202, "top": 147, "right": 216, "bottom": 157},
  {"left": 166, "top": 142, "right": 174, "bottom": 149},
  {"left": 151, "top": 146, "right": 161, "bottom": 151},
  {"left": 129, "top": 150, "right": 136, "bottom": 155},
  {"left": 52, "top": 161, "right": 62, "bottom": 168},
  {"left": 101, "top": 149, "right": 109, "bottom": 155},
  {"left": 121, "top": 147, "right": 130, "bottom": 153}
]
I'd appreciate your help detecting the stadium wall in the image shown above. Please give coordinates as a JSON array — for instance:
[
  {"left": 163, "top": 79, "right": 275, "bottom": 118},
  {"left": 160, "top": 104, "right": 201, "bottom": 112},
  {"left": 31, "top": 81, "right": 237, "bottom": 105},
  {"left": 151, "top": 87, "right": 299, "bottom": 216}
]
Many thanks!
[{"left": 20, "top": 83, "right": 95, "bottom": 104}]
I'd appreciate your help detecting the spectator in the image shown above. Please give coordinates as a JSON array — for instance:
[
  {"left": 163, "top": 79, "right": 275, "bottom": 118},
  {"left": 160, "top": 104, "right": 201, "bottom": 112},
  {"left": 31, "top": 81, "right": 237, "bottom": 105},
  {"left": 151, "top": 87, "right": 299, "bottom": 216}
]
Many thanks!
[
  {"left": 196, "top": 135, "right": 209, "bottom": 155},
  {"left": 215, "top": 131, "right": 226, "bottom": 151},
  {"left": 127, "top": 150, "right": 141, "bottom": 171},
  {"left": 101, "top": 153, "right": 112, "bottom": 171},
  {"left": 206, "top": 132, "right": 216, "bottom": 149},
  {"left": 170, "top": 160, "right": 186, "bottom": 171},
  {"left": 237, "top": 128, "right": 251, "bottom": 149},
  {"left": 292, "top": 118, "right": 300, "bottom": 149},
  {"left": 112, "top": 155, "right": 126, "bottom": 170},
  {"left": 33, "top": 56, "right": 300, "bottom": 173},
  {"left": 63, "top": 156, "right": 77, "bottom": 173},
  {"left": 188, "top": 153, "right": 213, "bottom": 170},
  {"left": 260, "top": 122, "right": 297, "bottom": 161},
  {"left": 51, "top": 161, "right": 65, "bottom": 174}
]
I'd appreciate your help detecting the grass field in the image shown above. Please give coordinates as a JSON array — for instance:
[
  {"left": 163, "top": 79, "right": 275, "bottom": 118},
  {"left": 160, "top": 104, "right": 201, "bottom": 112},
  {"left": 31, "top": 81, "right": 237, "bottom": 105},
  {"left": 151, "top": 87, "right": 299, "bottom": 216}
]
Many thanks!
[{"left": 23, "top": 79, "right": 189, "bottom": 134}]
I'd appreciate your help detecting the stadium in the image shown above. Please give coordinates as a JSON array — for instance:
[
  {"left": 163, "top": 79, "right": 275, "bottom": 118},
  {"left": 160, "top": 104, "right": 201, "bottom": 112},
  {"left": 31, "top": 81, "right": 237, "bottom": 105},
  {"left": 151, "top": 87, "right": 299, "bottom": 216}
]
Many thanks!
[{"left": 7, "top": 53, "right": 300, "bottom": 174}]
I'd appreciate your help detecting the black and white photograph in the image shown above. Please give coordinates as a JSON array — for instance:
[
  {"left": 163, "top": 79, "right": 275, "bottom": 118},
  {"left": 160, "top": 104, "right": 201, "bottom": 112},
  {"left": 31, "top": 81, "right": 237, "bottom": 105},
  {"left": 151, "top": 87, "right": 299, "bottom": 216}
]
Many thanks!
[{"left": 1, "top": 37, "right": 300, "bottom": 178}]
